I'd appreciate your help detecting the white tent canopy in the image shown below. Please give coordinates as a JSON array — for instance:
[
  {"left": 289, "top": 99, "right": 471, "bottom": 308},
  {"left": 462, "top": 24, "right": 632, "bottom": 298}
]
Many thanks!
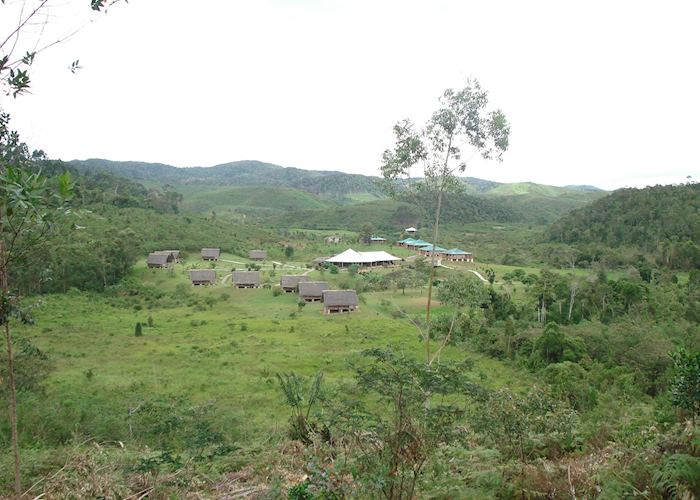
[{"left": 325, "top": 248, "right": 401, "bottom": 266}]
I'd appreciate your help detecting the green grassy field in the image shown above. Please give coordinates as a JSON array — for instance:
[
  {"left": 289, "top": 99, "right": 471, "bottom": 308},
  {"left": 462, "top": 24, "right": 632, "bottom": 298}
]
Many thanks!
[{"left": 14, "top": 255, "right": 533, "bottom": 454}]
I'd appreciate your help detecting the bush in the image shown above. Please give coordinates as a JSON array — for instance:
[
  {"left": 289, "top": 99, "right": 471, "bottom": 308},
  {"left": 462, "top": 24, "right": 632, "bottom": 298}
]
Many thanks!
[
  {"left": 134, "top": 322, "right": 143, "bottom": 337},
  {"left": 272, "top": 287, "right": 283, "bottom": 297}
]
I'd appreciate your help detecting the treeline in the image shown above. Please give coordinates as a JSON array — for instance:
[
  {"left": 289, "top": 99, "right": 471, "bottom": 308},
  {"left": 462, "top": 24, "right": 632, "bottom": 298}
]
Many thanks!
[
  {"left": 10, "top": 207, "right": 283, "bottom": 295},
  {"left": 547, "top": 183, "right": 700, "bottom": 269},
  {"left": 34, "top": 160, "right": 183, "bottom": 214}
]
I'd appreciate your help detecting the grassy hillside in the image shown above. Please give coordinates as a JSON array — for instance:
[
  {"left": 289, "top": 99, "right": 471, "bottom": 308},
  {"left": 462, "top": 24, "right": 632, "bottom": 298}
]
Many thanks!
[{"left": 181, "top": 185, "right": 333, "bottom": 215}]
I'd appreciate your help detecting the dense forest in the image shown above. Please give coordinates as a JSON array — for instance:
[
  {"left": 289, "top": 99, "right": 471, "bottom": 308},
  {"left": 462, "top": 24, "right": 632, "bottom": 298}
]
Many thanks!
[{"left": 548, "top": 183, "right": 700, "bottom": 270}]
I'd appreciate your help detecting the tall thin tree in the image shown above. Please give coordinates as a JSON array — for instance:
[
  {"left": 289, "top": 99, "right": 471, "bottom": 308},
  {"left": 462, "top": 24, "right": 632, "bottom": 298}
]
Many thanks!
[{"left": 381, "top": 79, "right": 510, "bottom": 364}]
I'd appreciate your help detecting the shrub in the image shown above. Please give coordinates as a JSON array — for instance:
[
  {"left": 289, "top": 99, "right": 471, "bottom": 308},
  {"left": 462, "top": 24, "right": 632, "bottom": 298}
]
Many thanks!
[
  {"left": 272, "top": 287, "right": 283, "bottom": 297},
  {"left": 134, "top": 322, "right": 143, "bottom": 337}
]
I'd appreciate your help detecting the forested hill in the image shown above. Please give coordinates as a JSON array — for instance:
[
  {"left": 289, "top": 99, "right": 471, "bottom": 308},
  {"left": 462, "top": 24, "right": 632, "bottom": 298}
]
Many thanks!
[
  {"left": 547, "top": 183, "right": 700, "bottom": 268},
  {"left": 69, "top": 159, "right": 384, "bottom": 201},
  {"left": 69, "top": 158, "right": 607, "bottom": 223}
]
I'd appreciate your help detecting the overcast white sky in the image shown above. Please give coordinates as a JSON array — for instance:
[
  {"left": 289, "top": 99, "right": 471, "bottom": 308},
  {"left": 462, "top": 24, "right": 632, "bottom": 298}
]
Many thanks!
[{"left": 1, "top": 0, "right": 699, "bottom": 190}]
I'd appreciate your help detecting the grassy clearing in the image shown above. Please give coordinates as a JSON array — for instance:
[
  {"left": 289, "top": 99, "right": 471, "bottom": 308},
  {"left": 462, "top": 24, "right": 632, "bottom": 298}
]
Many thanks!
[{"left": 13, "top": 257, "right": 533, "bottom": 455}]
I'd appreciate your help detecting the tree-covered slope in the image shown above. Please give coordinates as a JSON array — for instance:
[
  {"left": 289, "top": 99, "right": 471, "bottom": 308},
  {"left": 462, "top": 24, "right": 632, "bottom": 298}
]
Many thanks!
[
  {"left": 547, "top": 183, "right": 700, "bottom": 269},
  {"left": 69, "top": 159, "right": 383, "bottom": 203},
  {"left": 70, "top": 159, "right": 606, "bottom": 223}
]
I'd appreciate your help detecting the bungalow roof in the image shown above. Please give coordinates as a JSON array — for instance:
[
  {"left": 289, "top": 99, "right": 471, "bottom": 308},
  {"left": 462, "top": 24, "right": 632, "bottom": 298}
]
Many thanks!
[
  {"left": 299, "top": 281, "right": 330, "bottom": 297},
  {"left": 419, "top": 245, "right": 448, "bottom": 252},
  {"left": 446, "top": 248, "right": 472, "bottom": 255},
  {"left": 233, "top": 271, "right": 261, "bottom": 285},
  {"left": 408, "top": 239, "right": 431, "bottom": 246},
  {"left": 323, "top": 290, "right": 359, "bottom": 307},
  {"left": 280, "top": 275, "right": 309, "bottom": 288},
  {"left": 189, "top": 269, "right": 216, "bottom": 282},
  {"left": 201, "top": 247, "right": 220, "bottom": 258},
  {"left": 147, "top": 253, "right": 169, "bottom": 265}
]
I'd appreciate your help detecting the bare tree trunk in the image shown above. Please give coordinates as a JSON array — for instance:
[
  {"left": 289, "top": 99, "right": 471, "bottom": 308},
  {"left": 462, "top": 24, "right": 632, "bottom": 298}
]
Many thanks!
[
  {"left": 567, "top": 285, "right": 578, "bottom": 322},
  {"left": 424, "top": 187, "right": 444, "bottom": 365},
  {"left": 0, "top": 236, "right": 21, "bottom": 496}
]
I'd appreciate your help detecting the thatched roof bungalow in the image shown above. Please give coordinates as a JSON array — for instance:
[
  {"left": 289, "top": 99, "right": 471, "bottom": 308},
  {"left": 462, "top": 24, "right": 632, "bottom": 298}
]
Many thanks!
[
  {"left": 147, "top": 252, "right": 170, "bottom": 268},
  {"left": 323, "top": 290, "right": 359, "bottom": 314},
  {"left": 280, "top": 275, "right": 309, "bottom": 293},
  {"left": 233, "top": 270, "right": 261, "bottom": 288},
  {"left": 299, "top": 281, "right": 330, "bottom": 302},
  {"left": 157, "top": 250, "right": 180, "bottom": 262},
  {"left": 249, "top": 250, "right": 267, "bottom": 261},
  {"left": 201, "top": 248, "right": 220, "bottom": 261},
  {"left": 189, "top": 269, "right": 216, "bottom": 285}
]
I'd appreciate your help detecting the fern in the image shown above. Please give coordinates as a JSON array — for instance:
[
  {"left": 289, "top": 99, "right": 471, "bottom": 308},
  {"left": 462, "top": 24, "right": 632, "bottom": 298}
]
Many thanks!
[{"left": 652, "top": 454, "right": 700, "bottom": 499}]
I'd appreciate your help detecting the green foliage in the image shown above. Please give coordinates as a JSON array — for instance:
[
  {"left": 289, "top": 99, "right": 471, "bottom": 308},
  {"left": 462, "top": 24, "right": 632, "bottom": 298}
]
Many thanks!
[
  {"left": 276, "top": 372, "right": 324, "bottom": 444},
  {"left": 469, "top": 387, "right": 580, "bottom": 462},
  {"left": 328, "top": 349, "right": 482, "bottom": 499},
  {"left": 652, "top": 453, "right": 700, "bottom": 499},
  {"left": 287, "top": 480, "right": 313, "bottom": 500},
  {"left": 437, "top": 274, "right": 489, "bottom": 309},
  {"left": 548, "top": 183, "right": 700, "bottom": 270},
  {"left": 669, "top": 348, "right": 700, "bottom": 420},
  {"left": 542, "top": 361, "right": 597, "bottom": 410},
  {"left": 134, "top": 322, "right": 142, "bottom": 337},
  {"left": 0, "top": 337, "right": 52, "bottom": 394},
  {"left": 284, "top": 245, "right": 294, "bottom": 259},
  {"left": 533, "top": 323, "right": 585, "bottom": 365}
]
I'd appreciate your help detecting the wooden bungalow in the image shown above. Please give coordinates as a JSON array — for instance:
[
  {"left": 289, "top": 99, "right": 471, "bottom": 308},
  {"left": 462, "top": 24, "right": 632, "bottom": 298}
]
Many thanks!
[
  {"left": 233, "top": 270, "right": 261, "bottom": 288},
  {"left": 249, "top": 250, "right": 267, "bottom": 261},
  {"left": 201, "top": 248, "right": 220, "bottom": 261},
  {"left": 280, "top": 275, "right": 308, "bottom": 293},
  {"left": 405, "top": 239, "right": 431, "bottom": 250},
  {"left": 396, "top": 238, "right": 416, "bottom": 248},
  {"left": 147, "top": 252, "right": 170, "bottom": 269},
  {"left": 323, "top": 290, "right": 359, "bottom": 314},
  {"left": 189, "top": 269, "right": 216, "bottom": 286},
  {"left": 445, "top": 249, "right": 474, "bottom": 262},
  {"left": 405, "top": 227, "right": 417, "bottom": 234},
  {"left": 159, "top": 250, "right": 181, "bottom": 263},
  {"left": 418, "top": 244, "right": 448, "bottom": 259},
  {"left": 298, "top": 281, "right": 330, "bottom": 302},
  {"left": 369, "top": 236, "right": 386, "bottom": 245}
]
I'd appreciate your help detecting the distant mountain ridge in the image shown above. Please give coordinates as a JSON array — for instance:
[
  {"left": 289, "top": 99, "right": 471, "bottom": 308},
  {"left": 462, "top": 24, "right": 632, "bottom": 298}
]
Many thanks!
[
  {"left": 69, "top": 158, "right": 607, "bottom": 223},
  {"left": 69, "top": 158, "right": 603, "bottom": 196}
]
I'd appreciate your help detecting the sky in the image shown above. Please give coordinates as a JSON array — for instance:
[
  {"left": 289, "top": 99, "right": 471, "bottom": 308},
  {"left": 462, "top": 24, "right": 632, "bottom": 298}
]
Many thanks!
[{"left": 1, "top": 0, "right": 699, "bottom": 190}]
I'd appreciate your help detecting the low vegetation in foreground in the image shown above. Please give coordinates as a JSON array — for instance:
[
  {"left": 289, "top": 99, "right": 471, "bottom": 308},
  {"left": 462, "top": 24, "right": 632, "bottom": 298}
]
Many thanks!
[{"left": 2, "top": 245, "right": 699, "bottom": 498}]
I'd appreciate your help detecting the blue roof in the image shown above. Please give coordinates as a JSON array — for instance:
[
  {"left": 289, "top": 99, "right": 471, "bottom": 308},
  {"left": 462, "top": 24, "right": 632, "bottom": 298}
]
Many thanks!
[
  {"left": 370, "top": 236, "right": 386, "bottom": 241},
  {"left": 419, "top": 245, "right": 448, "bottom": 252},
  {"left": 408, "top": 239, "right": 431, "bottom": 246},
  {"left": 446, "top": 248, "right": 471, "bottom": 255}
]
